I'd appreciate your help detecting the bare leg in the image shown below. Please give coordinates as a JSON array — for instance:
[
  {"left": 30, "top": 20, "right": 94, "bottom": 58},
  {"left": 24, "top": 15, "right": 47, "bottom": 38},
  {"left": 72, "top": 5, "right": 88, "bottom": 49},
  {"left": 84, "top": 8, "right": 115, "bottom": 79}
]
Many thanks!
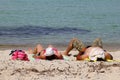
[
  {"left": 28, "top": 44, "right": 44, "bottom": 54},
  {"left": 31, "top": 44, "right": 46, "bottom": 59},
  {"left": 76, "top": 47, "right": 91, "bottom": 60},
  {"left": 63, "top": 38, "right": 76, "bottom": 55},
  {"left": 92, "top": 38, "right": 103, "bottom": 48},
  {"left": 63, "top": 38, "right": 86, "bottom": 55},
  {"left": 33, "top": 44, "right": 44, "bottom": 54},
  {"left": 76, "top": 54, "right": 89, "bottom": 60}
]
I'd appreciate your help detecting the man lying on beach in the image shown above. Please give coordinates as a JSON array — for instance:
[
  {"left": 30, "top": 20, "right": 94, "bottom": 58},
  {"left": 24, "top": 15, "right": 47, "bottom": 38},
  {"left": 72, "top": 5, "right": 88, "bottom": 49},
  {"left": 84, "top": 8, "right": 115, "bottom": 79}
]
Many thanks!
[
  {"left": 63, "top": 38, "right": 113, "bottom": 61},
  {"left": 29, "top": 44, "right": 63, "bottom": 60}
]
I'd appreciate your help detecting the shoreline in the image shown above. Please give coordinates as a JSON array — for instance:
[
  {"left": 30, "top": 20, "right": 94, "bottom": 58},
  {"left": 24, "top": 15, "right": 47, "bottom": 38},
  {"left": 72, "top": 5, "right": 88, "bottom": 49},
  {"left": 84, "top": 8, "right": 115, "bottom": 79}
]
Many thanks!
[{"left": 0, "top": 42, "right": 120, "bottom": 52}]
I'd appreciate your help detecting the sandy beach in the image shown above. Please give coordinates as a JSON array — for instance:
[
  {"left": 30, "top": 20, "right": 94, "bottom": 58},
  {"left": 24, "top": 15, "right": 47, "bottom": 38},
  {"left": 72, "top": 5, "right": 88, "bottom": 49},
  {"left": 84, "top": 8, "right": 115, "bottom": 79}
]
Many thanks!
[
  {"left": 0, "top": 48, "right": 120, "bottom": 80},
  {"left": 0, "top": 0, "right": 120, "bottom": 79}
]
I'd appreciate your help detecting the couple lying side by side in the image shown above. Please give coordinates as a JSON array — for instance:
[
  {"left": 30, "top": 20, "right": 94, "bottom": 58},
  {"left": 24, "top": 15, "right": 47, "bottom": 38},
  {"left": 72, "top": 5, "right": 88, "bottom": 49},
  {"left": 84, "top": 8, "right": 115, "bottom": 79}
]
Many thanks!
[{"left": 29, "top": 38, "right": 113, "bottom": 61}]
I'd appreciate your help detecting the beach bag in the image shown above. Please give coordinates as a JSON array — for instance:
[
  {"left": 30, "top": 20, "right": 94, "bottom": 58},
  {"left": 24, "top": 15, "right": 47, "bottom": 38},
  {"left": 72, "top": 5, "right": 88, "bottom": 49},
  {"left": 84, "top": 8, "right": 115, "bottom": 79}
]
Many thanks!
[
  {"left": 89, "top": 47, "right": 105, "bottom": 61},
  {"left": 9, "top": 50, "right": 29, "bottom": 61}
]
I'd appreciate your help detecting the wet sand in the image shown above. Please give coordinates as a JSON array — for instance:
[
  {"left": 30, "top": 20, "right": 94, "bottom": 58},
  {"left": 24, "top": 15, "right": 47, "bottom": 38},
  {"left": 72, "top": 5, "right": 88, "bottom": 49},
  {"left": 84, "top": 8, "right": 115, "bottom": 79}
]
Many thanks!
[{"left": 0, "top": 42, "right": 120, "bottom": 51}]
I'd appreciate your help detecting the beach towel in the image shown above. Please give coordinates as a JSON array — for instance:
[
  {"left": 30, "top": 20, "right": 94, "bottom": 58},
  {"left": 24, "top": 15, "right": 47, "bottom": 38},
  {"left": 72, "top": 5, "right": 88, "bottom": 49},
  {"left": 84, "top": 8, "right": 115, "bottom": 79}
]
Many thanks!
[{"left": 9, "top": 50, "right": 29, "bottom": 61}]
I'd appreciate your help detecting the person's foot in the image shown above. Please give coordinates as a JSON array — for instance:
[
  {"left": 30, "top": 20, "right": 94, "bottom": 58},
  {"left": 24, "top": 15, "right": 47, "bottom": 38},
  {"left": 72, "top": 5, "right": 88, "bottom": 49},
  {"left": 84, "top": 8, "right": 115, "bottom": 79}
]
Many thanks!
[{"left": 91, "top": 38, "right": 103, "bottom": 48}]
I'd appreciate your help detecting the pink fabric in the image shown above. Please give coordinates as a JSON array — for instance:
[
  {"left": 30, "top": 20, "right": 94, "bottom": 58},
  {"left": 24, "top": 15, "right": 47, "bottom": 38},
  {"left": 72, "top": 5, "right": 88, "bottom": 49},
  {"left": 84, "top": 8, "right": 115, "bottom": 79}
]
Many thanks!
[
  {"left": 11, "top": 50, "right": 29, "bottom": 61},
  {"left": 52, "top": 48, "right": 59, "bottom": 55}
]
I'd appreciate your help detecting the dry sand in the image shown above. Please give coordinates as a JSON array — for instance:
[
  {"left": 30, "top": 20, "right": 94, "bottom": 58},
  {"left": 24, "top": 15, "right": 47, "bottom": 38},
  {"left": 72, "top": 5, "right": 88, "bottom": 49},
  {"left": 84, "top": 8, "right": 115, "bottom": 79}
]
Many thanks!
[{"left": 0, "top": 50, "right": 120, "bottom": 80}]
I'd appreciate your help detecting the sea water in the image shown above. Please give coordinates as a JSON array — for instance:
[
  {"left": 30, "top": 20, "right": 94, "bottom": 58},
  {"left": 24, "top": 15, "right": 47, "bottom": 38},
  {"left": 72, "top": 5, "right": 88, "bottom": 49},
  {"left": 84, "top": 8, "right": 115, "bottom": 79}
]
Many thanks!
[{"left": 0, "top": 0, "right": 120, "bottom": 46}]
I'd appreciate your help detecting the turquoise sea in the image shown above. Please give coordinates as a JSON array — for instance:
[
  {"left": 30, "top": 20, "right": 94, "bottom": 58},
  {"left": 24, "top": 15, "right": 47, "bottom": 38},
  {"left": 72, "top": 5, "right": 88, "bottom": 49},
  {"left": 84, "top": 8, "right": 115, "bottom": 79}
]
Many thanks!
[{"left": 0, "top": 0, "right": 120, "bottom": 48}]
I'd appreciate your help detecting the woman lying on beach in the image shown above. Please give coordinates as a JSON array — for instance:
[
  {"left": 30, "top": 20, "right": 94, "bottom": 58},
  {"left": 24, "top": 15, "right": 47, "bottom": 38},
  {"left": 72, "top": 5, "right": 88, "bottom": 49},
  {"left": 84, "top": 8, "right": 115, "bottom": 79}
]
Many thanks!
[
  {"left": 63, "top": 38, "right": 113, "bottom": 61},
  {"left": 29, "top": 44, "right": 63, "bottom": 60}
]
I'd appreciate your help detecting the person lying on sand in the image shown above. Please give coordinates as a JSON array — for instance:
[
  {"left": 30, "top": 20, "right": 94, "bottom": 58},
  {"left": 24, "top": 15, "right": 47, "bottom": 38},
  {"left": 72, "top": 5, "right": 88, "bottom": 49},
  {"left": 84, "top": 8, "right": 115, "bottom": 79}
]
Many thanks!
[
  {"left": 29, "top": 44, "right": 63, "bottom": 60},
  {"left": 63, "top": 38, "right": 113, "bottom": 61}
]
